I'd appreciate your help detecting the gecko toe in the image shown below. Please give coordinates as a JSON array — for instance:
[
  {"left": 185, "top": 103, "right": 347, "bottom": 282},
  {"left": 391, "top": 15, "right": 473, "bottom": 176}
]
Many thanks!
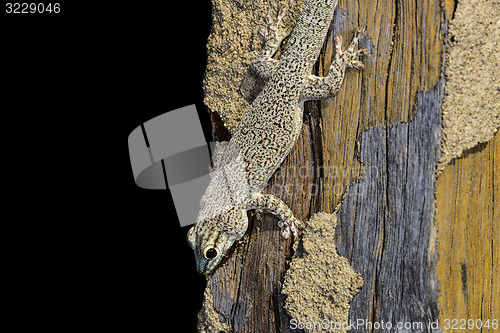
[
  {"left": 295, "top": 219, "right": 304, "bottom": 230},
  {"left": 282, "top": 227, "right": 291, "bottom": 239},
  {"left": 349, "top": 60, "right": 365, "bottom": 69},
  {"left": 278, "top": 5, "right": 288, "bottom": 20},
  {"left": 265, "top": 14, "right": 274, "bottom": 26},
  {"left": 357, "top": 48, "right": 368, "bottom": 55},
  {"left": 259, "top": 27, "right": 269, "bottom": 38}
]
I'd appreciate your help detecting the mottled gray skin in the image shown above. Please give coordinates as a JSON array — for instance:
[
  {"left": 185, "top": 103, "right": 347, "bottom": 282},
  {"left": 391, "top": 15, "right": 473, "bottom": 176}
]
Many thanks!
[{"left": 188, "top": 0, "right": 367, "bottom": 275}]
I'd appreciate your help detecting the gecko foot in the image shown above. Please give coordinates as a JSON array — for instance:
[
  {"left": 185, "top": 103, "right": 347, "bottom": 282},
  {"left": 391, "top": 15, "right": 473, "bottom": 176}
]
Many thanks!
[
  {"left": 334, "top": 27, "right": 368, "bottom": 70},
  {"left": 259, "top": 5, "right": 291, "bottom": 48},
  {"left": 278, "top": 218, "right": 304, "bottom": 239}
]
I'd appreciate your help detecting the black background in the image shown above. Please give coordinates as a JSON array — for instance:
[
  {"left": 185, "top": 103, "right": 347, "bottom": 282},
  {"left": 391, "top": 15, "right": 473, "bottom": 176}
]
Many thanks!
[{"left": 2, "top": 1, "right": 212, "bottom": 331}]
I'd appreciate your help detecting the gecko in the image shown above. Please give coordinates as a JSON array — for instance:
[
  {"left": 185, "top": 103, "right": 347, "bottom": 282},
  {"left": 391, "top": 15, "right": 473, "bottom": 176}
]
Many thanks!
[{"left": 188, "top": 0, "right": 367, "bottom": 274}]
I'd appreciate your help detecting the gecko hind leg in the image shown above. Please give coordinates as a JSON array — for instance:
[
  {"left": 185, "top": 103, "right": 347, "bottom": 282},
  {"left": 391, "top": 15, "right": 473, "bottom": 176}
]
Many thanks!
[
  {"left": 251, "top": 6, "right": 291, "bottom": 80},
  {"left": 247, "top": 192, "right": 303, "bottom": 239}
]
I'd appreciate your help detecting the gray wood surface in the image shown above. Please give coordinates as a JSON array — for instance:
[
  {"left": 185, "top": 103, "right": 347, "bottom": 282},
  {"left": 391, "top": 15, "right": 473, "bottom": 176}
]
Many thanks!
[{"left": 337, "top": 82, "right": 443, "bottom": 332}]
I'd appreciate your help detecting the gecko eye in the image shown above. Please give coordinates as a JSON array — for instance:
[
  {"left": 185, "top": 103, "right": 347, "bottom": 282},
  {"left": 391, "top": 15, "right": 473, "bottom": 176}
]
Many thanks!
[{"left": 204, "top": 247, "right": 218, "bottom": 260}]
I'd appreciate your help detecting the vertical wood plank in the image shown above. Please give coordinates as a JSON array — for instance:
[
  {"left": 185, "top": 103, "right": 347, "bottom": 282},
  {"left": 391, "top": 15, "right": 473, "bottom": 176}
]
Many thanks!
[{"left": 436, "top": 132, "right": 499, "bottom": 332}]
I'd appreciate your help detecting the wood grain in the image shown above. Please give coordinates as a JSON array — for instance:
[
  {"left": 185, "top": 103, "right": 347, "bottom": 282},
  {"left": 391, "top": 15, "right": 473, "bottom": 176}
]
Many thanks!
[
  {"left": 317, "top": 0, "right": 444, "bottom": 212},
  {"left": 436, "top": 131, "right": 499, "bottom": 332},
  {"left": 336, "top": 82, "right": 443, "bottom": 330},
  {"left": 199, "top": 0, "right": 459, "bottom": 331}
]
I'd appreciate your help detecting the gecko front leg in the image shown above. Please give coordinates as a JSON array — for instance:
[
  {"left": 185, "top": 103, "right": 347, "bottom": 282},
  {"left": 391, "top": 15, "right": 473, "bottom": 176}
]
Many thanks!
[
  {"left": 300, "top": 27, "right": 367, "bottom": 101},
  {"left": 247, "top": 192, "right": 303, "bottom": 239},
  {"left": 252, "top": 6, "right": 291, "bottom": 80}
]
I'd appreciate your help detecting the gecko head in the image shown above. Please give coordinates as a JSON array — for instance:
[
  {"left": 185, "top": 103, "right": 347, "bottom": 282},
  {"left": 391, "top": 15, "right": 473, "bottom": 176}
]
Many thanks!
[{"left": 187, "top": 208, "right": 248, "bottom": 275}]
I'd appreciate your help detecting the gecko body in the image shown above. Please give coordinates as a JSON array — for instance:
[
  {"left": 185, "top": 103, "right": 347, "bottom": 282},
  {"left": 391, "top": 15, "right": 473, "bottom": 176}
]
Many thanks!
[{"left": 188, "top": 0, "right": 367, "bottom": 274}]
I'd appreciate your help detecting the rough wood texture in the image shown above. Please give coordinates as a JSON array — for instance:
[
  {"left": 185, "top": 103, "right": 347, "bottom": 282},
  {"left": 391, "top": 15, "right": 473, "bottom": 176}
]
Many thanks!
[
  {"left": 336, "top": 83, "right": 442, "bottom": 329},
  {"left": 310, "top": 0, "right": 444, "bottom": 212},
  {"left": 436, "top": 131, "right": 499, "bottom": 332},
  {"left": 199, "top": 0, "right": 450, "bottom": 331},
  {"left": 434, "top": 0, "right": 500, "bottom": 331}
]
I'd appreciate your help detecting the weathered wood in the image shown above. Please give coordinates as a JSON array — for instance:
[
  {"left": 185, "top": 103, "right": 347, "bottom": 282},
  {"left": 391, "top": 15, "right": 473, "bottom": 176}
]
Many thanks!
[
  {"left": 336, "top": 83, "right": 443, "bottom": 329},
  {"left": 436, "top": 131, "right": 499, "bottom": 332},
  {"left": 196, "top": 0, "right": 495, "bottom": 331}
]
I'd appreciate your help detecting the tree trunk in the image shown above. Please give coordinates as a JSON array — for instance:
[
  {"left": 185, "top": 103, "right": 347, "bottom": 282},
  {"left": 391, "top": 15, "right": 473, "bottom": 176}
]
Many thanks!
[{"left": 197, "top": 0, "right": 499, "bottom": 332}]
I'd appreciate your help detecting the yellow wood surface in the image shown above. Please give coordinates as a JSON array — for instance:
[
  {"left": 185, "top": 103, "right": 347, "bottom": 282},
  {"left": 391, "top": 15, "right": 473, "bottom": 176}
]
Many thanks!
[
  {"left": 317, "top": 0, "right": 443, "bottom": 211},
  {"left": 436, "top": 131, "right": 499, "bottom": 332}
]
